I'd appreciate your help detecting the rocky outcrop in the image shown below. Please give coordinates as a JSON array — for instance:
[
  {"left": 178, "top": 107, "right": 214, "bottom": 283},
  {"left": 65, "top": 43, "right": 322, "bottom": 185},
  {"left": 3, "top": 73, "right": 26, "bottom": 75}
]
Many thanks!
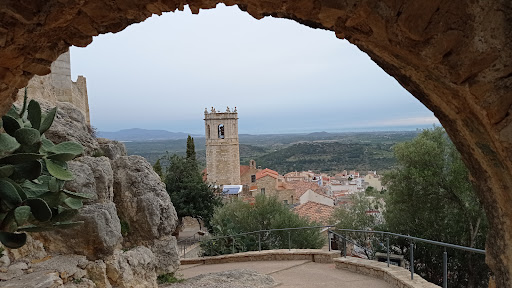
[
  {"left": 45, "top": 102, "right": 99, "bottom": 155},
  {"left": 34, "top": 202, "right": 123, "bottom": 260},
  {"left": 112, "top": 155, "right": 180, "bottom": 274},
  {"left": 64, "top": 161, "right": 97, "bottom": 200},
  {"left": 97, "top": 138, "right": 127, "bottom": 160},
  {"left": 151, "top": 237, "right": 180, "bottom": 275},
  {"left": 113, "top": 155, "right": 178, "bottom": 245},
  {"left": 77, "top": 156, "right": 114, "bottom": 203},
  {"left": 1, "top": 102, "right": 179, "bottom": 287},
  {"left": 85, "top": 260, "right": 111, "bottom": 288},
  {"left": 1, "top": 271, "right": 63, "bottom": 288},
  {"left": 6, "top": 235, "right": 47, "bottom": 264},
  {"left": 105, "top": 247, "right": 158, "bottom": 288}
]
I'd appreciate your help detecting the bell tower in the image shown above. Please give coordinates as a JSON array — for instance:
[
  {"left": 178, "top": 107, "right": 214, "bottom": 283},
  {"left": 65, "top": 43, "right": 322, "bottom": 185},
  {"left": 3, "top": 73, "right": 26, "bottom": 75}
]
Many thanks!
[{"left": 204, "top": 107, "right": 241, "bottom": 186}]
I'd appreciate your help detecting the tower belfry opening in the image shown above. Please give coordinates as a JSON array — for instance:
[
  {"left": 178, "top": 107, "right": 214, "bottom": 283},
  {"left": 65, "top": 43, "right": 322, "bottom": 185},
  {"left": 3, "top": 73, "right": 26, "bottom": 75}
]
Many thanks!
[{"left": 204, "top": 106, "right": 241, "bottom": 186}]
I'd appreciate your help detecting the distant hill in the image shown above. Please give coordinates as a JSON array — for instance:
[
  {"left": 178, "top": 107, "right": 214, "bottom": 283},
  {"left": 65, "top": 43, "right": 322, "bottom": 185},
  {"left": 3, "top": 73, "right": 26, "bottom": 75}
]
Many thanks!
[
  {"left": 97, "top": 128, "right": 200, "bottom": 141},
  {"left": 122, "top": 131, "right": 421, "bottom": 174},
  {"left": 254, "top": 141, "right": 398, "bottom": 174},
  {"left": 307, "top": 131, "right": 331, "bottom": 137}
]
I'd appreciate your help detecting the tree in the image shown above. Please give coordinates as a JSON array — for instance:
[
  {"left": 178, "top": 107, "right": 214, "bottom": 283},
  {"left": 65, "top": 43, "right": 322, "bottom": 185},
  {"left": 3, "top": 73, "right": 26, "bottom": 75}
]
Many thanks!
[
  {"left": 186, "top": 135, "right": 196, "bottom": 163},
  {"left": 163, "top": 136, "right": 221, "bottom": 235},
  {"left": 330, "top": 188, "right": 385, "bottom": 258},
  {"left": 152, "top": 159, "right": 163, "bottom": 180},
  {"left": 201, "top": 195, "right": 325, "bottom": 256},
  {"left": 383, "top": 127, "right": 488, "bottom": 288}
]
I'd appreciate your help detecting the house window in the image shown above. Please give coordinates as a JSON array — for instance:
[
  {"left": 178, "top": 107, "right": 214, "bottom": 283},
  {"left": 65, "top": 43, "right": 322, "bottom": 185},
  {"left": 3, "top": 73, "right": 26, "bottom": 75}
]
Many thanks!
[
  {"left": 218, "top": 124, "right": 225, "bottom": 139},
  {"left": 261, "top": 188, "right": 265, "bottom": 195},
  {"left": 251, "top": 175, "right": 256, "bottom": 182}
]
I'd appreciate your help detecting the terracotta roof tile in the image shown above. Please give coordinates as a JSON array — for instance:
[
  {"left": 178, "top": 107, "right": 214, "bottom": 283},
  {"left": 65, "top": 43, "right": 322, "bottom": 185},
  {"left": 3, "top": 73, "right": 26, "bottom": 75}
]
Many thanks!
[
  {"left": 255, "top": 168, "right": 280, "bottom": 180},
  {"left": 294, "top": 202, "right": 335, "bottom": 225},
  {"left": 285, "top": 181, "right": 323, "bottom": 199}
]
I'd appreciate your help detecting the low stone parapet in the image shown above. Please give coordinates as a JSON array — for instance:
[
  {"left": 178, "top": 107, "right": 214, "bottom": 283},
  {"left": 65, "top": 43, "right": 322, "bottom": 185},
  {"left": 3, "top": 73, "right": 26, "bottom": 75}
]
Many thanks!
[
  {"left": 180, "top": 249, "right": 341, "bottom": 265},
  {"left": 180, "top": 250, "right": 439, "bottom": 288},
  {"left": 334, "top": 257, "right": 439, "bottom": 288}
]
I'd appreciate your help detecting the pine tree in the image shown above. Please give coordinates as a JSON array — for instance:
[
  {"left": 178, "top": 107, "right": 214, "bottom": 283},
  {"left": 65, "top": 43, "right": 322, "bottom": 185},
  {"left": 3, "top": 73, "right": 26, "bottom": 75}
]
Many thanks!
[{"left": 152, "top": 159, "right": 163, "bottom": 180}]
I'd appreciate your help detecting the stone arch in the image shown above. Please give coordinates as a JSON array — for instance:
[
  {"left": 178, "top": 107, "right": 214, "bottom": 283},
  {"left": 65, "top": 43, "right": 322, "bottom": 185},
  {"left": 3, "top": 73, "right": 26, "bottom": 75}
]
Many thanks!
[{"left": 0, "top": 0, "right": 510, "bottom": 285}]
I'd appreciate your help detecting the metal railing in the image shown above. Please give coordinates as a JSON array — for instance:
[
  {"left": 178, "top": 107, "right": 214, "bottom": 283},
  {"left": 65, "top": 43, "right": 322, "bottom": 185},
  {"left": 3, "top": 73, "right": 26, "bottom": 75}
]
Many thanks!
[
  {"left": 177, "top": 232, "right": 205, "bottom": 258},
  {"left": 329, "top": 229, "right": 485, "bottom": 288},
  {"left": 201, "top": 225, "right": 332, "bottom": 255},
  {"left": 200, "top": 226, "right": 485, "bottom": 288}
]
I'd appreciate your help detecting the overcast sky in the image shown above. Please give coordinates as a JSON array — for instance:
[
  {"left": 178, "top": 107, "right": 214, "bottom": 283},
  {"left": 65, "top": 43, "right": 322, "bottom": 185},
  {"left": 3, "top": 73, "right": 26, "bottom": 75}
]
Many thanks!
[{"left": 70, "top": 4, "right": 439, "bottom": 135}]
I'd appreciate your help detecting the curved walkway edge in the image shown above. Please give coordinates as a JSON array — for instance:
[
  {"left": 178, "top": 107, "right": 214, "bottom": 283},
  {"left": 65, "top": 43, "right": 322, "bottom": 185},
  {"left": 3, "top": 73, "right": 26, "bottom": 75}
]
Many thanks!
[{"left": 180, "top": 249, "right": 438, "bottom": 288}]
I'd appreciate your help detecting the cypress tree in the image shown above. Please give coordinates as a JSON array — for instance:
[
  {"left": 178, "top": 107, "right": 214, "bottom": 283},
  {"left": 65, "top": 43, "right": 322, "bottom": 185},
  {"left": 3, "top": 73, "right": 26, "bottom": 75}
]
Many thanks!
[{"left": 186, "top": 135, "right": 196, "bottom": 163}]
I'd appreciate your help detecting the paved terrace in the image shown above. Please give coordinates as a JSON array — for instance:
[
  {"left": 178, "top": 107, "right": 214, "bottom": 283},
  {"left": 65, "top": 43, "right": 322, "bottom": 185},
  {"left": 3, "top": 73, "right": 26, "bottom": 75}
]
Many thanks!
[
  {"left": 179, "top": 260, "right": 392, "bottom": 288},
  {"left": 177, "top": 250, "right": 438, "bottom": 288}
]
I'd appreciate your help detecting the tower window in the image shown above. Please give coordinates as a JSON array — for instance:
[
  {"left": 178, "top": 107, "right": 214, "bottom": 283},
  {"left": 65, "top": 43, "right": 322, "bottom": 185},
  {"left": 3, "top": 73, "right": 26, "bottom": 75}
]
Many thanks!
[
  {"left": 218, "top": 124, "right": 225, "bottom": 139},
  {"left": 207, "top": 125, "right": 210, "bottom": 139},
  {"left": 251, "top": 175, "right": 256, "bottom": 182}
]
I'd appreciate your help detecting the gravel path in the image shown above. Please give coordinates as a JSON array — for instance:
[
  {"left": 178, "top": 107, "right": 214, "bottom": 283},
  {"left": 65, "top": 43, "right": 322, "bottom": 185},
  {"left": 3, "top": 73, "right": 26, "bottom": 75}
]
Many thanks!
[{"left": 160, "top": 269, "right": 276, "bottom": 288}]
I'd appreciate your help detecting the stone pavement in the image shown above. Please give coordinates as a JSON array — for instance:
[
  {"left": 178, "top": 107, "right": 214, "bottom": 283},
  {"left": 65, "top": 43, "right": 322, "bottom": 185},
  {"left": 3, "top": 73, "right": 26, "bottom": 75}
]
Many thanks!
[{"left": 178, "top": 260, "right": 393, "bottom": 288}]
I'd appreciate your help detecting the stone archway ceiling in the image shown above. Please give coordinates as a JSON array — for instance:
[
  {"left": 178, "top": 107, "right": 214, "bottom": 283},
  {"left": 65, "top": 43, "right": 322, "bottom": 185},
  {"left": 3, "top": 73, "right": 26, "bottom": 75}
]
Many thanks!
[{"left": 0, "top": 0, "right": 511, "bottom": 286}]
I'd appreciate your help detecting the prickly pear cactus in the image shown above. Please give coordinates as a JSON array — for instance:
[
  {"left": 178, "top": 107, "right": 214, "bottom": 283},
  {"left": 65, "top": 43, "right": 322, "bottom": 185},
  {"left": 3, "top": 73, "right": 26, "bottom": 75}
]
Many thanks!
[{"left": 0, "top": 89, "right": 91, "bottom": 249}]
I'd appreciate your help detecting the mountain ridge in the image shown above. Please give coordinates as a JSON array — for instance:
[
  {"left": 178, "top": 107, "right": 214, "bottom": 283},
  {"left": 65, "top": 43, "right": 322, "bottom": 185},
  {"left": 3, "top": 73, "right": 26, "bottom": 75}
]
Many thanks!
[{"left": 97, "top": 128, "right": 200, "bottom": 141}]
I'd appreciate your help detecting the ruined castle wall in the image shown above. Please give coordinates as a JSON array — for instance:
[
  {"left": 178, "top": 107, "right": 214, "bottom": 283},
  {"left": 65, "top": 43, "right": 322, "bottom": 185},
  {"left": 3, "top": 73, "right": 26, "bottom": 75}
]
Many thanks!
[
  {"left": 71, "top": 76, "right": 90, "bottom": 124},
  {"left": 15, "top": 51, "right": 90, "bottom": 125}
]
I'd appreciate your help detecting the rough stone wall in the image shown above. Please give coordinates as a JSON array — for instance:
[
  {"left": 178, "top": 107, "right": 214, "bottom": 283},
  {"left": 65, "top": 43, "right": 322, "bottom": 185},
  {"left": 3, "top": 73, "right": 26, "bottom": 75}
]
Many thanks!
[
  {"left": 0, "top": 0, "right": 511, "bottom": 286},
  {"left": 205, "top": 110, "right": 241, "bottom": 185},
  {"left": 276, "top": 188, "right": 295, "bottom": 205},
  {"left": 240, "top": 167, "right": 258, "bottom": 185},
  {"left": 254, "top": 176, "right": 277, "bottom": 197},
  {"left": 72, "top": 75, "right": 91, "bottom": 124},
  {"left": 14, "top": 51, "right": 91, "bottom": 125}
]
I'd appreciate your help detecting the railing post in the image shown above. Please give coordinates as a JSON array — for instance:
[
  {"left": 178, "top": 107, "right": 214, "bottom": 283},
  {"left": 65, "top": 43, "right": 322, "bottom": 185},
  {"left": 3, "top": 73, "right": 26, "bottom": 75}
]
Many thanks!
[
  {"left": 386, "top": 236, "right": 390, "bottom": 267},
  {"left": 232, "top": 237, "right": 235, "bottom": 254},
  {"left": 328, "top": 230, "right": 331, "bottom": 251},
  {"left": 258, "top": 232, "right": 261, "bottom": 252},
  {"left": 288, "top": 231, "right": 291, "bottom": 251},
  {"left": 410, "top": 242, "right": 414, "bottom": 280},
  {"left": 443, "top": 250, "right": 448, "bottom": 288},
  {"left": 343, "top": 234, "right": 347, "bottom": 258}
]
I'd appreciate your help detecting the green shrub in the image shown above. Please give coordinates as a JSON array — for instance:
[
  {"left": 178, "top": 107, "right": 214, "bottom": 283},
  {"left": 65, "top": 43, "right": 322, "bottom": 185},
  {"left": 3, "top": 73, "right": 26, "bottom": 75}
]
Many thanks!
[
  {"left": 201, "top": 195, "right": 325, "bottom": 256},
  {"left": 157, "top": 273, "right": 184, "bottom": 284},
  {"left": 92, "top": 149, "right": 104, "bottom": 157},
  {"left": 120, "top": 220, "right": 130, "bottom": 237}
]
